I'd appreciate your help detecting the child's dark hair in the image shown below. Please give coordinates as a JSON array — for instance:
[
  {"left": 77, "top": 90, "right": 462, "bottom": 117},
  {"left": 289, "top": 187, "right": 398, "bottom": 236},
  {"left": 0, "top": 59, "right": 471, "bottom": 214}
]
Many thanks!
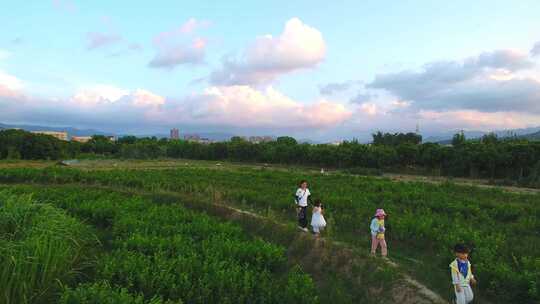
[
  {"left": 299, "top": 180, "right": 308, "bottom": 187},
  {"left": 313, "top": 199, "right": 322, "bottom": 207},
  {"left": 454, "top": 243, "right": 470, "bottom": 254}
]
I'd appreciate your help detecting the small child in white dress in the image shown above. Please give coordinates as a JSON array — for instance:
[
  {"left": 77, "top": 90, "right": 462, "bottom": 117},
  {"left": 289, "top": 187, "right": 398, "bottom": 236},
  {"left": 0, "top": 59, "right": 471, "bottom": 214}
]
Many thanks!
[{"left": 311, "top": 199, "right": 327, "bottom": 236}]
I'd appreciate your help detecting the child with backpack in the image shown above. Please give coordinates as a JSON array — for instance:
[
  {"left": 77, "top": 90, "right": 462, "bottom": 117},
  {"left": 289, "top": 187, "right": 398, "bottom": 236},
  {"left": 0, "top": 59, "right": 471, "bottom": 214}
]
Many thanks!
[{"left": 450, "top": 244, "right": 477, "bottom": 304}]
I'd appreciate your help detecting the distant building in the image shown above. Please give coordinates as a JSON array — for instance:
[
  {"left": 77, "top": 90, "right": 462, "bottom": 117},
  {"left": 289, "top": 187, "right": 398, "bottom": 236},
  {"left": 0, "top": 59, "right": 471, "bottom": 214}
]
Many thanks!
[
  {"left": 107, "top": 135, "right": 117, "bottom": 142},
  {"left": 170, "top": 128, "right": 180, "bottom": 140},
  {"left": 71, "top": 136, "right": 92, "bottom": 143},
  {"left": 184, "top": 134, "right": 200, "bottom": 141},
  {"left": 31, "top": 131, "right": 68, "bottom": 141},
  {"left": 184, "top": 134, "right": 212, "bottom": 144},
  {"left": 248, "top": 136, "right": 274, "bottom": 144}
]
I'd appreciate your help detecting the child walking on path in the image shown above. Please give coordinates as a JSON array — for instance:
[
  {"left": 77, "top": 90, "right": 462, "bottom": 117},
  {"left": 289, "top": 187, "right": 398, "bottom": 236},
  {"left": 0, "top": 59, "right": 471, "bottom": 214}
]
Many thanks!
[
  {"left": 370, "top": 209, "right": 388, "bottom": 257},
  {"left": 294, "top": 180, "right": 311, "bottom": 232},
  {"left": 450, "top": 244, "right": 477, "bottom": 304},
  {"left": 311, "top": 199, "right": 326, "bottom": 236}
]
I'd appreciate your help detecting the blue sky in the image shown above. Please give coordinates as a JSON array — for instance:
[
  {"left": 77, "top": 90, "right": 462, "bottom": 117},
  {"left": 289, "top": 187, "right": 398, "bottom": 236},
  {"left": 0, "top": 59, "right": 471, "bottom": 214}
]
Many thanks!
[{"left": 1, "top": 0, "right": 540, "bottom": 140}]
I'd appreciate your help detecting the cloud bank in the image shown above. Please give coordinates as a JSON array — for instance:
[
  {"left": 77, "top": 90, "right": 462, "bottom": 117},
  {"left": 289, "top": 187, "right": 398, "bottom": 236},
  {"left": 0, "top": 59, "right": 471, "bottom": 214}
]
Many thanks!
[
  {"left": 367, "top": 49, "right": 540, "bottom": 114},
  {"left": 531, "top": 41, "right": 540, "bottom": 57},
  {"left": 1, "top": 73, "right": 351, "bottom": 134}
]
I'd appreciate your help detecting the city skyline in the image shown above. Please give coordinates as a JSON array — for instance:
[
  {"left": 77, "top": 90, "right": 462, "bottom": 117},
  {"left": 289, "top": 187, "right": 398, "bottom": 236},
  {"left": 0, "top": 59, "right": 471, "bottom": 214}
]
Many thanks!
[{"left": 1, "top": 1, "right": 540, "bottom": 141}]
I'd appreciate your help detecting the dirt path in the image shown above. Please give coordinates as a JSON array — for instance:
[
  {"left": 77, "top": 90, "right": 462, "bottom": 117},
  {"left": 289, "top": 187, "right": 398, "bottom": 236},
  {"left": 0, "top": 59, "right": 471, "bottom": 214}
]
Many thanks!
[
  {"left": 119, "top": 186, "right": 450, "bottom": 303},
  {"left": 0, "top": 181, "right": 448, "bottom": 304},
  {"left": 70, "top": 159, "right": 540, "bottom": 195},
  {"left": 382, "top": 173, "right": 540, "bottom": 195},
  {"left": 3, "top": 159, "right": 537, "bottom": 195},
  {"left": 216, "top": 203, "right": 447, "bottom": 303},
  {"left": 8, "top": 184, "right": 448, "bottom": 304}
]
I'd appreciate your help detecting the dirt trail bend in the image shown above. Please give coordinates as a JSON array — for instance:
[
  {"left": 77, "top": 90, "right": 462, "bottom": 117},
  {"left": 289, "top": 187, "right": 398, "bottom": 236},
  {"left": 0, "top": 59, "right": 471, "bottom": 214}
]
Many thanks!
[{"left": 222, "top": 203, "right": 448, "bottom": 304}]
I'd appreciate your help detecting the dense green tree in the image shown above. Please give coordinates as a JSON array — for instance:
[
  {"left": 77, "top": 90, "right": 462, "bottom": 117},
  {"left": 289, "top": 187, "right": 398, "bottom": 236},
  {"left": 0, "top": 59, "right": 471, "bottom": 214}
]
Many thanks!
[
  {"left": 117, "top": 136, "right": 137, "bottom": 145},
  {"left": 82, "top": 135, "right": 118, "bottom": 155},
  {"left": 276, "top": 136, "right": 297, "bottom": 146},
  {"left": 481, "top": 132, "right": 499, "bottom": 145},
  {"left": 3, "top": 129, "right": 540, "bottom": 185},
  {"left": 452, "top": 131, "right": 466, "bottom": 147},
  {"left": 372, "top": 131, "right": 422, "bottom": 146},
  {"left": 396, "top": 143, "right": 418, "bottom": 167}
]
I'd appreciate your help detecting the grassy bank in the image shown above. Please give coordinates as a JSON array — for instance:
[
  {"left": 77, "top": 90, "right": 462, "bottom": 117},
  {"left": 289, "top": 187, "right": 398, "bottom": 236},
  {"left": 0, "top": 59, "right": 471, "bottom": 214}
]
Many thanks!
[{"left": 0, "top": 191, "right": 98, "bottom": 304}]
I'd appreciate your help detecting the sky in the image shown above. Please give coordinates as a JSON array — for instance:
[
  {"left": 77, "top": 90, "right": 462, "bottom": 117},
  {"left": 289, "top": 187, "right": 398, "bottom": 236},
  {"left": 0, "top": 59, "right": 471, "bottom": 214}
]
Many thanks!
[{"left": 1, "top": 0, "right": 540, "bottom": 141}]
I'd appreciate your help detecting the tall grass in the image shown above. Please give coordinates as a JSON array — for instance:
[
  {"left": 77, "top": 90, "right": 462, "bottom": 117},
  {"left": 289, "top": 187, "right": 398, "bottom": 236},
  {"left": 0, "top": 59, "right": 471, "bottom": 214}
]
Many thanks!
[
  {"left": 1, "top": 186, "right": 320, "bottom": 304},
  {"left": 0, "top": 191, "right": 98, "bottom": 304}
]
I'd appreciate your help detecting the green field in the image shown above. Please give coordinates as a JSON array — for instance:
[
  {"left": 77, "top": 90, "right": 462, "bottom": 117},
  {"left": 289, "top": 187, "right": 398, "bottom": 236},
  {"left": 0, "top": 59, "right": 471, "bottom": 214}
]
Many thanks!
[
  {"left": 1, "top": 185, "right": 321, "bottom": 304},
  {"left": 0, "top": 160, "right": 538, "bottom": 303}
]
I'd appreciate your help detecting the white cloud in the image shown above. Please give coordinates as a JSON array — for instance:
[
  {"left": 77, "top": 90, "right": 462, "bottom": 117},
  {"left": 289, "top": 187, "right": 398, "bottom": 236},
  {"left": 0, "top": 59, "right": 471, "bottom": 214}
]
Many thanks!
[
  {"left": 86, "top": 32, "right": 122, "bottom": 50},
  {"left": 350, "top": 92, "right": 376, "bottom": 104},
  {"left": 530, "top": 41, "right": 540, "bottom": 57},
  {"left": 358, "top": 103, "right": 378, "bottom": 116},
  {"left": 149, "top": 37, "right": 206, "bottom": 68},
  {"left": 368, "top": 48, "right": 540, "bottom": 113},
  {"left": 71, "top": 85, "right": 164, "bottom": 109},
  {"left": 0, "top": 70, "right": 23, "bottom": 91},
  {"left": 131, "top": 89, "right": 165, "bottom": 107},
  {"left": 418, "top": 110, "right": 540, "bottom": 130},
  {"left": 319, "top": 81, "right": 361, "bottom": 95},
  {"left": 391, "top": 100, "right": 410, "bottom": 108},
  {"left": 149, "top": 19, "right": 209, "bottom": 69},
  {"left": 179, "top": 18, "right": 210, "bottom": 34},
  {"left": 0, "top": 70, "right": 24, "bottom": 99},
  {"left": 469, "top": 49, "right": 533, "bottom": 71},
  {"left": 210, "top": 18, "right": 326, "bottom": 85},
  {"left": 72, "top": 85, "right": 129, "bottom": 105}
]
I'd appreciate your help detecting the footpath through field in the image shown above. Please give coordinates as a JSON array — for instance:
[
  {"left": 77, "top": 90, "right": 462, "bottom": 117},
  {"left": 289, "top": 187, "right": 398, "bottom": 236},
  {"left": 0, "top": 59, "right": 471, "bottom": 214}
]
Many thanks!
[
  {"left": 215, "top": 199, "right": 448, "bottom": 304},
  {"left": 3, "top": 162, "right": 530, "bottom": 303},
  {"left": 2, "top": 181, "right": 450, "bottom": 304},
  {"left": 382, "top": 173, "right": 540, "bottom": 195}
]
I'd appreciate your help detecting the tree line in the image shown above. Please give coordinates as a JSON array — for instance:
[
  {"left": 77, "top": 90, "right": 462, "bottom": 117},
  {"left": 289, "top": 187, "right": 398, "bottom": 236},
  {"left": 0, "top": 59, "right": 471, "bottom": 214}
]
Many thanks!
[{"left": 1, "top": 129, "right": 540, "bottom": 186}]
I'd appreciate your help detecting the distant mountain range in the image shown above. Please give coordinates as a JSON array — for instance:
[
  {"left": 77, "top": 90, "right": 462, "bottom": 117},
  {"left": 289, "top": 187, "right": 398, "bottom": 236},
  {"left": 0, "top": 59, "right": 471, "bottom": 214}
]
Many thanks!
[
  {"left": 0, "top": 123, "right": 112, "bottom": 137},
  {"left": 520, "top": 131, "right": 540, "bottom": 140},
  {"left": 2, "top": 122, "right": 539, "bottom": 143},
  {"left": 0, "top": 123, "right": 235, "bottom": 141},
  {"left": 424, "top": 126, "right": 540, "bottom": 143}
]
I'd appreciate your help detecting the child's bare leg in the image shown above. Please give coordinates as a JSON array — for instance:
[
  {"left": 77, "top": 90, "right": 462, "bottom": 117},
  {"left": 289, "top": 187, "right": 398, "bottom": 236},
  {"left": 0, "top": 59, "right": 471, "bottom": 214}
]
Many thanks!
[
  {"left": 380, "top": 239, "right": 388, "bottom": 257},
  {"left": 371, "top": 235, "right": 378, "bottom": 255}
]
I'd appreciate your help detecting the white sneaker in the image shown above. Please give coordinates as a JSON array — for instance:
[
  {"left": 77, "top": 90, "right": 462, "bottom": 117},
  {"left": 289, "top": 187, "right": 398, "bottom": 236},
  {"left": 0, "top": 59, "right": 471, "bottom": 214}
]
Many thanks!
[{"left": 302, "top": 227, "right": 309, "bottom": 232}]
